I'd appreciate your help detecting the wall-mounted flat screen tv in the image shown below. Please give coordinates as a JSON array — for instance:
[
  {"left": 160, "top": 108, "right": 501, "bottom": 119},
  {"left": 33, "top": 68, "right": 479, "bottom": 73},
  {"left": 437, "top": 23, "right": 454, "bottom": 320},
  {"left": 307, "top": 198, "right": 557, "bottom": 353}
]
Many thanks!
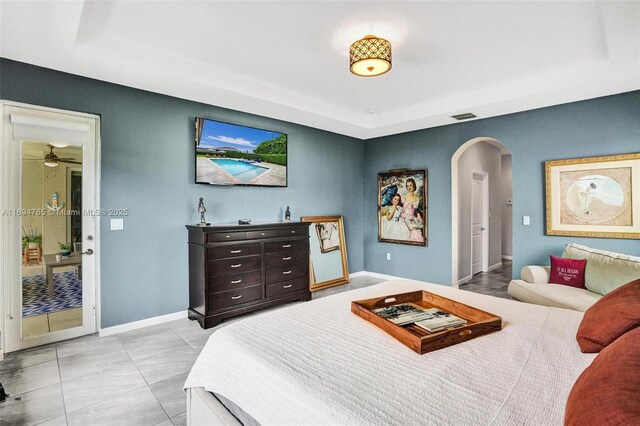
[{"left": 195, "top": 117, "right": 287, "bottom": 187}]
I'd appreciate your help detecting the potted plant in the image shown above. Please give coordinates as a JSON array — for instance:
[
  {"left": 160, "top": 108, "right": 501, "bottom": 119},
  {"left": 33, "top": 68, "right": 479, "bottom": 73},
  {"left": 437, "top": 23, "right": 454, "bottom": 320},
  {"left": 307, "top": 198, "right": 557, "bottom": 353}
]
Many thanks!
[
  {"left": 22, "top": 226, "right": 42, "bottom": 249},
  {"left": 58, "top": 242, "right": 73, "bottom": 257}
]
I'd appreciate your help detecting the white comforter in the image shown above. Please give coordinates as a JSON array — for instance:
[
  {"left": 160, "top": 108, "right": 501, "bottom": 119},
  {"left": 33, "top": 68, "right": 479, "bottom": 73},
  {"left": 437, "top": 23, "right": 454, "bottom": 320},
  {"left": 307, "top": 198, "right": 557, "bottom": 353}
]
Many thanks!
[{"left": 185, "top": 280, "right": 596, "bottom": 425}]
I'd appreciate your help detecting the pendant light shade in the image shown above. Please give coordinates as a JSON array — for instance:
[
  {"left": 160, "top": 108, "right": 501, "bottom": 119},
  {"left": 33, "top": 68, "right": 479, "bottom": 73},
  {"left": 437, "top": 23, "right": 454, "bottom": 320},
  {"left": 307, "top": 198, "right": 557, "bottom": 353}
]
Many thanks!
[{"left": 349, "top": 35, "right": 392, "bottom": 77}]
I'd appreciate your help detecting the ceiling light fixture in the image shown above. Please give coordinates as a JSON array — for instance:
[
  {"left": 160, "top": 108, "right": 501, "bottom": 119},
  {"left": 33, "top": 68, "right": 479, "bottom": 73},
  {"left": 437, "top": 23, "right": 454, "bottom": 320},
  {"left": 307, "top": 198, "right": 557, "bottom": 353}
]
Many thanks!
[
  {"left": 44, "top": 145, "right": 60, "bottom": 167},
  {"left": 349, "top": 35, "right": 392, "bottom": 77}
]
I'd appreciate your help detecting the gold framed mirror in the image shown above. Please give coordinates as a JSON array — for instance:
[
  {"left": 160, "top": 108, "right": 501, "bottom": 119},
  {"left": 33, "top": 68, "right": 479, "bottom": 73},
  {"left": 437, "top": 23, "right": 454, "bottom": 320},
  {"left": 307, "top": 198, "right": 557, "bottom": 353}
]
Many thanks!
[{"left": 300, "top": 215, "right": 349, "bottom": 291}]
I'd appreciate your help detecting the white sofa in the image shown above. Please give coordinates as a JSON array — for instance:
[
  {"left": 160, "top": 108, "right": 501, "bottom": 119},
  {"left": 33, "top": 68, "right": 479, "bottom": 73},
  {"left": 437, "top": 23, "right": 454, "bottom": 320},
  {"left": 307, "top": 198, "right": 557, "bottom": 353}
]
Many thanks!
[{"left": 508, "top": 243, "right": 640, "bottom": 312}]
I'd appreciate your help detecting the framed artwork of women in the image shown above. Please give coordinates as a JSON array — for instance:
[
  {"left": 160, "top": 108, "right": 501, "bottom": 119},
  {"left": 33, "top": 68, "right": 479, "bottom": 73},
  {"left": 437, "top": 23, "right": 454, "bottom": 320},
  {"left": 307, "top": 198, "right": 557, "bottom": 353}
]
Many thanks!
[
  {"left": 546, "top": 152, "right": 640, "bottom": 238},
  {"left": 300, "top": 216, "right": 350, "bottom": 291},
  {"left": 378, "top": 169, "right": 427, "bottom": 246}
]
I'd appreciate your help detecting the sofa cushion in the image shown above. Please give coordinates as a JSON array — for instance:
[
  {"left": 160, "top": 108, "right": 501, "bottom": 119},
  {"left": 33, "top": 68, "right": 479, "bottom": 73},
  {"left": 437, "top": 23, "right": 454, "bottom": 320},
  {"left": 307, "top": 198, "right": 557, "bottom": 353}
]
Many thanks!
[
  {"left": 564, "top": 327, "right": 640, "bottom": 426},
  {"left": 507, "top": 279, "right": 601, "bottom": 312},
  {"left": 520, "top": 265, "right": 550, "bottom": 284},
  {"left": 563, "top": 243, "right": 640, "bottom": 296},
  {"left": 576, "top": 278, "right": 640, "bottom": 353},
  {"left": 549, "top": 255, "right": 586, "bottom": 288}
]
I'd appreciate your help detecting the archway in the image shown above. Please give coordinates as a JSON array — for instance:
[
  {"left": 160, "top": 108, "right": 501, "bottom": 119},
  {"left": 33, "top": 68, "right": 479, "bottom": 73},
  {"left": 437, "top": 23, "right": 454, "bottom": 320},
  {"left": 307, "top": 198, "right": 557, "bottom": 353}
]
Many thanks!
[{"left": 451, "top": 137, "right": 512, "bottom": 289}]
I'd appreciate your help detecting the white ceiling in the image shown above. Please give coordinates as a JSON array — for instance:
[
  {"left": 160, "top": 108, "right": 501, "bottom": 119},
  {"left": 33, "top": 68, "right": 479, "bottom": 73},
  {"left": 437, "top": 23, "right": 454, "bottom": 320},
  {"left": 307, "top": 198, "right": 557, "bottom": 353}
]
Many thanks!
[{"left": 1, "top": 1, "right": 638, "bottom": 139}]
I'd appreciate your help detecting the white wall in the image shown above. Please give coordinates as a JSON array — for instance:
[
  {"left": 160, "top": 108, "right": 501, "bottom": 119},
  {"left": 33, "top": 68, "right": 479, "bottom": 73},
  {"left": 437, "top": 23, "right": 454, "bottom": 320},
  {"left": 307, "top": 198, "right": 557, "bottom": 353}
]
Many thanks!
[
  {"left": 457, "top": 142, "right": 502, "bottom": 281},
  {"left": 22, "top": 158, "right": 43, "bottom": 237},
  {"left": 501, "top": 154, "right": 513, "bottom": 258}
]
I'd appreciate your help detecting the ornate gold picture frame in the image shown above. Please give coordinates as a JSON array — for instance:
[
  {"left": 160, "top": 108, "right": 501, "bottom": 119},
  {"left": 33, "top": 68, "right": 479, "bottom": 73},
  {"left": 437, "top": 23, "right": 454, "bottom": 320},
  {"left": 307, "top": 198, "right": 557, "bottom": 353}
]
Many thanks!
[
  {"left": 545, "top": 152, "right": 640, "bottom": 239},
  {"left": 300, "top": 216, "right": 349, "bottom": 291},
  {"left": 377, "top": 169, "right": 427, "bottom": 246}
]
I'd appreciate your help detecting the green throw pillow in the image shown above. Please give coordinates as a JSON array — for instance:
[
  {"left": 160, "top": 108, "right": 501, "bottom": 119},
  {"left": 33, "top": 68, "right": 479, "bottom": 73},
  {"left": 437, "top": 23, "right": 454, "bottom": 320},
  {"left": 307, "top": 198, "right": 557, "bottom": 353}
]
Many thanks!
[{"left": 563, "top": 243, "right": 640, "bottom": 296}]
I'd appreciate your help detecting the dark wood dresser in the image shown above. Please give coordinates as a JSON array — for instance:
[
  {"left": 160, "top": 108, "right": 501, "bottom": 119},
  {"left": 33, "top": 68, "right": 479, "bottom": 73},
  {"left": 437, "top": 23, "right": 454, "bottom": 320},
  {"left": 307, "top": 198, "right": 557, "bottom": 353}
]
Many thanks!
[{"left": 186, "top": 222, "right": 312, "bottom": 328}]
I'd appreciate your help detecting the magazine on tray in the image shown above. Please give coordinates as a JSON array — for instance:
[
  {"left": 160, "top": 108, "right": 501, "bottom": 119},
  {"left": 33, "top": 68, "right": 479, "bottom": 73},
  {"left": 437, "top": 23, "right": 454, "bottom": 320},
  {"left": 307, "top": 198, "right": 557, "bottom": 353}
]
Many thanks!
[
  {"left": 373, "top": 303, "right": 436, "bottom": 325},
  {"left": 414, "top": 309, "right": 467, "bottom": 333}
]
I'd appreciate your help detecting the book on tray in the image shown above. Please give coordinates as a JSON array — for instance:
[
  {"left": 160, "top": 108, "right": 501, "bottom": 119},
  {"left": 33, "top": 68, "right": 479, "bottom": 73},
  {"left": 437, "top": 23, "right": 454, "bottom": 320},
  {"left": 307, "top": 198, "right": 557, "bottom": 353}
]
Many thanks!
[
  {"left": 373, "top": 303, "right": 467, "bottom": 332},
  {"left": 414, "top": 310, "right": 467, "bottom": 333}
]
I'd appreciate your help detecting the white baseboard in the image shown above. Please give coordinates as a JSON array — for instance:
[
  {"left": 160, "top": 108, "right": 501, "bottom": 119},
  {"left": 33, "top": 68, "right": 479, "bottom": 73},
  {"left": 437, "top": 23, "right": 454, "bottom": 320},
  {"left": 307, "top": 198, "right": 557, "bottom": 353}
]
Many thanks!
[
  {"left": 99, "top": 310, "right": 188, "bottom": 337},
  {"left": 351, "top": 270, "right": 404, "bottom": 281},
  {"left": 502, "top": 255, "right": 513, "bottom": 260},
  {"left": 488, "top": 262, "right": 502, "bottom": 272},
  {"left": 457, "top": 275, "right": 472, "bottom": 286}
]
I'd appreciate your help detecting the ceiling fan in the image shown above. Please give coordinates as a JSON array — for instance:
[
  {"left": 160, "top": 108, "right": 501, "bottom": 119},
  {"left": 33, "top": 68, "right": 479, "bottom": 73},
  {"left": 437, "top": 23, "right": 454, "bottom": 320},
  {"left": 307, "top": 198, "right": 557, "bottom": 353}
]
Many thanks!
[{"left": 25, "top": 144, "right": 82, "bottom": 168}]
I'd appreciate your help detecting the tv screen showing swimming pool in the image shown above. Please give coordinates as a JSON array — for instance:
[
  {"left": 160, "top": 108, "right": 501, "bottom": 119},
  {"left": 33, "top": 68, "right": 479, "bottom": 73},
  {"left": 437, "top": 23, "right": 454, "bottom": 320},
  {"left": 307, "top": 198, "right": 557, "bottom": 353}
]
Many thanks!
[{"left": 195, "top": 117, "right": 287, "bottom": 187}]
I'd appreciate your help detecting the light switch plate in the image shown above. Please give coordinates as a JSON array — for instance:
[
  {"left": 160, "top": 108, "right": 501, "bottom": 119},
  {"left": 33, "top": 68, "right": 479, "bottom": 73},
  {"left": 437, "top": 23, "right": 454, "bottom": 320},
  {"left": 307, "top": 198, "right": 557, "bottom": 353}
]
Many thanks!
[
  {"left": 522, "top": 216, "right": 530, "bottom": 226},
  {"left": 110, "top": 218, "right": 124, "bottom": 230}
]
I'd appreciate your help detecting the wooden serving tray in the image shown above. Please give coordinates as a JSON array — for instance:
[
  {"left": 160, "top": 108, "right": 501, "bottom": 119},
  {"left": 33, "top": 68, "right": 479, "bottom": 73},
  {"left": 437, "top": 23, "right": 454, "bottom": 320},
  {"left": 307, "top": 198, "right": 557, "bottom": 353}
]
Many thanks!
[{"left": 352, "top": 290, "right": 502, "bottom": 354}]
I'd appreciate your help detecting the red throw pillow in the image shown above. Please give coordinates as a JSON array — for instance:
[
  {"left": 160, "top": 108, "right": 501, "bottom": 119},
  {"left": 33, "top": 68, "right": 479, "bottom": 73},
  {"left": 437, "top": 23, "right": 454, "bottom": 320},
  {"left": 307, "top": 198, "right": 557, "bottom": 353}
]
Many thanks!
[
  {"left": 576, "top": 278, "right": 640, "bottom": 353},
  {"left": 548, "top": 255, "right": 586, "bottom": 288},
  {"left": 565, "top": 327, "right": 640, "bottom": 426}
]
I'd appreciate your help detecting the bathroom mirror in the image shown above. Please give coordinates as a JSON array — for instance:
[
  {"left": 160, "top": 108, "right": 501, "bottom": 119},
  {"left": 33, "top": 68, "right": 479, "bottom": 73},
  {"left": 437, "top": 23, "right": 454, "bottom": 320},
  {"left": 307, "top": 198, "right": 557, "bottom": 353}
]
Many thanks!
[{"left": 301, "top": 215, "right": 349, "bottom": 291}]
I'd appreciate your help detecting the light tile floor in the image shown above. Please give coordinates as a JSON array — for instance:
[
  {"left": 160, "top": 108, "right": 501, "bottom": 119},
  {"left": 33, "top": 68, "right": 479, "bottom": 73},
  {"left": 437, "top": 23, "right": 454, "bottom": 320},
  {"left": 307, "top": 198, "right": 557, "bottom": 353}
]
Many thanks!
[
  {"left": 0, "top": 275, "right": 384, "bottom": 426},
  {"left": 0, "top": 272, "right": 516, "bottom": 425}
]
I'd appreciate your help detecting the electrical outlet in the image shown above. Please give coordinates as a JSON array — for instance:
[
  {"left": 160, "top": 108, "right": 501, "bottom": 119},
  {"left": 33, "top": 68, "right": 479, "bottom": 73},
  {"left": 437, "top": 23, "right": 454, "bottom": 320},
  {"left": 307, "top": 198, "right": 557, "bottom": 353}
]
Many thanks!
[
  {"left": 522, "top": 216, "right": 530, "bottom": 226},
  {"left": 386, "top": 253, "right": 391, "bottom": 261}
]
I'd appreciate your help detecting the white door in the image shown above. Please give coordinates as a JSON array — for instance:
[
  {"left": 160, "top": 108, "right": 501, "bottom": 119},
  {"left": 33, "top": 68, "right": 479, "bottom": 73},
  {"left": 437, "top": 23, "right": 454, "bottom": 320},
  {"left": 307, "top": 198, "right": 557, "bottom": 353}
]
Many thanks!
[
  {"left": 471, "top": 171, "right": 488, "bottom": 276},
  {"left": 1, "top": 102, "right": 100, "bottom": 353},
  {"left": 471, "top": 179, "right": 484, "bottom": 275}
]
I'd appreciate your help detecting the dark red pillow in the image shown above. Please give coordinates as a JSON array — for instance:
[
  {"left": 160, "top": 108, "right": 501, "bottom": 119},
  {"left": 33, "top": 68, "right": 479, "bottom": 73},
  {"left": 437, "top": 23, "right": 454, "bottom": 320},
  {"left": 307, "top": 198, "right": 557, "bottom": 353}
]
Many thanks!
[
  {"left": 576, "top": 278, "right": 640, "bottom": 353},
  {"left": 565, "top": 327, "right": 640, "bottom": 426},
  {"left": 548, "top": 255, "right": 587, "bottom": 288}
]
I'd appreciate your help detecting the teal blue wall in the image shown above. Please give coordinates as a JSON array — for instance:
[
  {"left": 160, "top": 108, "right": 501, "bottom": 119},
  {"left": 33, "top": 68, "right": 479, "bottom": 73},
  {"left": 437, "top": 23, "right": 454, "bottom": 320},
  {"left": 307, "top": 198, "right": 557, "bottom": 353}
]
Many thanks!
[
  {"left": 2, "top": 58, "right": 639, "bottom": 326},
  {"left": 364, "top": 90, "right": 640, "bottom": 284},
  {"left": 0, "top": 59, "right": 364, "bottom": 327}
]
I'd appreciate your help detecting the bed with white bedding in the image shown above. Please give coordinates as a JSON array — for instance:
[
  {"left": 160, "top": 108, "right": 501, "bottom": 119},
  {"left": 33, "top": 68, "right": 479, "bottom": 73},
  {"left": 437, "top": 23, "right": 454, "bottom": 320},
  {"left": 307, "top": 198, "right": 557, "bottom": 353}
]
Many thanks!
[{"left": 184, "top": 280, "right": 596, "bottom": 425}]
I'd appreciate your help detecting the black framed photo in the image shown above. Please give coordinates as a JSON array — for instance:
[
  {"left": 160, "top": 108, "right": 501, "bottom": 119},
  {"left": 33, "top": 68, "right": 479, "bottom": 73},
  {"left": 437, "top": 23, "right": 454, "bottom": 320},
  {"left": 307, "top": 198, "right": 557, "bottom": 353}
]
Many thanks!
[{"left": 195, "top": 117, "right": 287, "bottom": 187}]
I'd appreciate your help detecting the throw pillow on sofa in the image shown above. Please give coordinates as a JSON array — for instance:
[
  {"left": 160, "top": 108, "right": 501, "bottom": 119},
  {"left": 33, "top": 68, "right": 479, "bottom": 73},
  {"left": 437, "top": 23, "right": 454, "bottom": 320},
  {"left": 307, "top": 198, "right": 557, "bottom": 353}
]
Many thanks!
[
  {"left": 576, "top": 278, "right": 640, "bottom": 353},
  {"left": 565, "top": 327, "right": 640, "bottom": 426},
  {"left": 563, "top": 243, "right": 640, "bottom": 295},
  {"left": 549, "top": 255, "right": 586, "bottom": 288}
]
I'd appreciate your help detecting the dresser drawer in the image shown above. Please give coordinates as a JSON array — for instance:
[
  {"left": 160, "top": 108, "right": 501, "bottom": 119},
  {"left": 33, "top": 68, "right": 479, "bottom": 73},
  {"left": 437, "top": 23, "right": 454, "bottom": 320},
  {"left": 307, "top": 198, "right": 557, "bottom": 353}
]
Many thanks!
[
  {"left": 207, "top": 232, "right": 246, "bottom": 243},
  {"left": 265, "top": 250, "right": 308, "bottom": 269},
  {"left": 208, "top": 243, "right": 261, "bottom": 260},
  {"left": 278, "top": 228, "right": 305, "bottom": 237},
  {"left": 266, "top": 264, "right": 308, "bottom": 284},
  {"left": 266, "top": 277, "right": 308, "bottom": 298},
  {"left": 208, "top": 285, "right": 262, "bottom": 312},
  {"left": 246, "top": 230, "right": 279, "bottom": 239},
  {"left": 208, "top": 270, "right": 261, "bottom": 293},
  {"left": 209, "top": 255, "right": 261, "bottom": 277},
  {"left": 264, "top": 239, "right": 307, "bottom": 254}
]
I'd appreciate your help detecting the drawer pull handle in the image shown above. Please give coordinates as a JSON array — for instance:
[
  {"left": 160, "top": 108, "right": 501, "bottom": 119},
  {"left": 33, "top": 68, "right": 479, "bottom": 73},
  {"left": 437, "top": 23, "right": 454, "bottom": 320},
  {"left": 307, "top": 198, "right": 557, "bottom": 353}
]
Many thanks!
[
  {"left": 231, "top": 279, "right": 242, "bottom": 284},
  {"left": 282, "top": 244, "right": 292, "bottom": 248},
  {"left": 291, "top": 231, "right": 296, "bottom": 233},
  {"left": 225, "top": 235, "right": 231, "bottom": 238},
  {"left": 282, "top": 257, "right": 292, "bottom": 261},
  {"left": 283, "top": 270, "right": 292, "bottom": 275},
  {"left": 459, "top": 330, "right": 472, "bottom": 336},
  {"left": 231, "top": 264, "right": 242, "bottom": 268},
  {"left": 261, "top": 233, "right": 266, "bottom": 236},
  {"left": 230, "top": 250, "right": 242, "bottom": 254},
  {"left": 231, "top": 295, "right": 242, "bottom": 300},
  {"left": 283, "top": 284, "right": 292, "bottom": 288}
]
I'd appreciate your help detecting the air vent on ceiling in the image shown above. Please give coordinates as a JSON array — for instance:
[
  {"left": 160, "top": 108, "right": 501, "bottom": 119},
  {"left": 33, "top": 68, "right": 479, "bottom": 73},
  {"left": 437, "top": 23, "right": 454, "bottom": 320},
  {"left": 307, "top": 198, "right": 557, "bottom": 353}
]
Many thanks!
[{"left": 451, "top": 112, "right": 477, "bottom": 121}]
